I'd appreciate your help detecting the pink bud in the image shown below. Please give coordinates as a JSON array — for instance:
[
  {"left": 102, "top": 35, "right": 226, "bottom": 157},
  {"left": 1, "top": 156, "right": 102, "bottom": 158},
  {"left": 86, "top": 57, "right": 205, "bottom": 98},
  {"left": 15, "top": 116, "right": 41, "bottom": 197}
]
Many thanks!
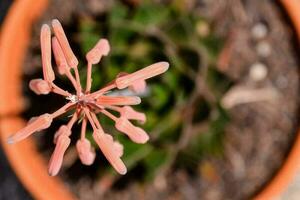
[
  {"left": 129, "top": 79, "right": 147, "bottom": 93},
  {"left": 52, "top": 19, "right": 78, "bottom": 68},
  {"left": 96, "top": 96, "right": 141, "bottom": 106},
  {"left": 29, "top": 79, "right": 51, "bottom": 95},
  {"left": 8, "top": 113, "right": 52, "bottom": 144},
  {"left": 76, "top": 139, "right": 96, "bottom": 165},
  {"left": 40, "top": 24, "right": 55, "bottom": 82},
  {"left": 86, "top": 39, "right": 110, "bottom": 64},
  {"left": 52, "top": 37, "right": 69, "bottom": 75},
  {"left": 28, "top": 116, "right": 51, "bottom": 132},
  {"left": 115, "top": 117, "right": 149, "bottom": 144},
  {"left": 116, "top": 72, "right": 146, "bottom": 93},
  {"left": 93, "top": 130, "right": 127, "bottom": 174},
  {"left": 120, "top": 106, "right": 146, "bottom": 124},
  {"left": 115, "top": 62, "right": 169, "bottom": 89},
  {"left": 48, "top": 134, "right": 70, "bottom": 176},
  {"left": 53, "top": 125, "right": 71, "bottom": 144}
]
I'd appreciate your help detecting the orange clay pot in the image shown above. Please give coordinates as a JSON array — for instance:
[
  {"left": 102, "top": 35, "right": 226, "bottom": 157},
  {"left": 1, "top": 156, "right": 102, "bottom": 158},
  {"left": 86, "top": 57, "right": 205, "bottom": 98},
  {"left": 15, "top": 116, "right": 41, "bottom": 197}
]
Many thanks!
[
  {"left": 0, "top": 0, "right": 299, "bottom": 200},
  {"left": 0, "top": 0, "right": 75, "bottom": 200},
  {"left": 253, "top": 1, "right": 300, "bottom": 199}
]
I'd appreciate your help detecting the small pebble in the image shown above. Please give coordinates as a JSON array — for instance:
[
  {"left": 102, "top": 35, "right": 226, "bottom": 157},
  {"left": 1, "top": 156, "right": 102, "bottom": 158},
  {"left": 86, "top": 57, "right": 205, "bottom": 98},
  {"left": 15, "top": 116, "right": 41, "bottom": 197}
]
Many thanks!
[
  {"left": 256, "top": 41, "right": 271, "bottom": 57},
  {"left": 252, "top": 23, "right": 268, "bottom": 39},
  {"left": 154, "top": 175, "right": 167, "bottom": 190},
  {"left": 196, "top": 21, "right": 210, "bottom": 37},
  {"left": 249, "top": 62, "right": 268, "bottom": 81}
]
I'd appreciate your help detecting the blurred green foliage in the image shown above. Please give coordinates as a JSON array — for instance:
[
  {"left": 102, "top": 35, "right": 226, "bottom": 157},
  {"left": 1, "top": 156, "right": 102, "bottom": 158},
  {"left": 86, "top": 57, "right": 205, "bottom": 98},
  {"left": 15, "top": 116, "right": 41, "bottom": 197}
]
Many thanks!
[{"left": 74, "top": 0, "right": 231, "bottom": 184}]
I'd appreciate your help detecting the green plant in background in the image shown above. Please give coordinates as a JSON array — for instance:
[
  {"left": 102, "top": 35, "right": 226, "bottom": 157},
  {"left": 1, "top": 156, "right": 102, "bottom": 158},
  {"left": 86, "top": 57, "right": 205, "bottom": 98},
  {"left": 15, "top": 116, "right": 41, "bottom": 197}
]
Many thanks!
[{"left": 76, "top": 0, "right": 231, "bottom": 184}]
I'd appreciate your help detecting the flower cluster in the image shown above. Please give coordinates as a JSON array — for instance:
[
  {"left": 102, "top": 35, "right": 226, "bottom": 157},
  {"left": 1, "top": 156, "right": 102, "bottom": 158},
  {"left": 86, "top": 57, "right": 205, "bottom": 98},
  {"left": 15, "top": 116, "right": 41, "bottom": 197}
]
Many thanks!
[{"left": 8, "top": 19, "right": 169, "bottom": 176}]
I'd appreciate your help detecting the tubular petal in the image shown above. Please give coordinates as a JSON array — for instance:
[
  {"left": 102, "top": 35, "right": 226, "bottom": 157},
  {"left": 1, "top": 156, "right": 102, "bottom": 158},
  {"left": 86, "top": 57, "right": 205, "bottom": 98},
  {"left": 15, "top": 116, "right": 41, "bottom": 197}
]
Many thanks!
[
  {"left": 8, "top": 114, "right": 53, "bottom": 144},
  {"left": 115, "top": 117, "right": 149, "bottom": 144},
  {"left": 115, "top": 62, "right": 169, "bottom": 89},
  {"left": 96, "top": 96, "right": 141, "bottom": 106},
  {"left": 40, "top": 24, "right": 55, "bottom": 82},
  {"left": 29, "top": 79, "right": 51, "bottom": 95},
  {"left": 48, "top": 135, "right": 70, "bottom": 176},
  {"left": 93, "top": 131, "right": 127, "bottom": 174},
  {"left": 52, "top": 37, "right": 69, "bottom": 75},
  {"left": 52, "top": 19, "right": 78, "bottom": 68},
  {"left": 76, "top": 139, "right": 96, "bottom": 165}
]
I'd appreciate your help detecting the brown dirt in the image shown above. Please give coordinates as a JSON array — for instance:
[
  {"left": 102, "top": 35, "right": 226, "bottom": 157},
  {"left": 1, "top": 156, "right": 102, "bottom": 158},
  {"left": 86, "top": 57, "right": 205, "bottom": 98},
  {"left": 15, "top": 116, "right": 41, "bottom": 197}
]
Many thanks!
[{"left": 22, "top": 0, "right": 300, "bottom": 200}]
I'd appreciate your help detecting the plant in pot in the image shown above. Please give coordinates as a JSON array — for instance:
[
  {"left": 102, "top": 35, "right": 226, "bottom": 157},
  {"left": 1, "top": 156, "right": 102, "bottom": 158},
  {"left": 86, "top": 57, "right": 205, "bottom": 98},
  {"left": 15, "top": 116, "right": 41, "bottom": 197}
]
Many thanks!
[{"left": 1, "top": 0, "right": 300, "bottom": 200}]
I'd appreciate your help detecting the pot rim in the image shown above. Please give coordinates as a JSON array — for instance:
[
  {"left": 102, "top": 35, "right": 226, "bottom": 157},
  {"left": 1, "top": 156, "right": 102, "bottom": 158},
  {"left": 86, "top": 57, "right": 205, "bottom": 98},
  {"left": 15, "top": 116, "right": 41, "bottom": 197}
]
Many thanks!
[
  {"left": 0, "top": 0, "right": 75, "bottom": 199},
  {"left": 253, "top": 0, "right": 300, "bottom": 199}
]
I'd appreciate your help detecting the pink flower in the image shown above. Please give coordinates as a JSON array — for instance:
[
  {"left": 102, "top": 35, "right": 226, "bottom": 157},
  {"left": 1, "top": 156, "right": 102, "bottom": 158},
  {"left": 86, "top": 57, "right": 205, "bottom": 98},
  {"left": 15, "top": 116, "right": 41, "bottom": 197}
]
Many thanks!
[
  {"left": 117, "top": 72, "right": 147, "bottom": 94},
  {"left": 8, "top": 113, "right": 52, "bottom": 144},
  {"left": 53, "top": 125, "right": 70, "bottom": 144},
  {"left": 29, "top": 79, "right": 51, "bottom": 95},
  {"left": 76, "top": 138, "right": 96, "bottom": 166},
  {"left": 52, "top": 37, "right": 69, "bottom": 75},
  {"left": 129, "top": 79, "right": 147, "bottom": 94},
  {"left": 93, "top": 130, "right": 127, "bottom": 175},
  {"left": 86, "top": 38, "right": 110, "bottom": 64},
  {"left": 119, "top": 106, "right": 146, "bottom": 124},
  {"left": 48, "top": 134, "right": 70, "bottom": 176},
  {"left": 115, "top": 62, "right": 168, "bottom": 90},
  {"left": 8, "top": 19, "right": 169, "bottom": 176},
  {"left": 115, "top": 117, "right": 149, "bottom": 144}
]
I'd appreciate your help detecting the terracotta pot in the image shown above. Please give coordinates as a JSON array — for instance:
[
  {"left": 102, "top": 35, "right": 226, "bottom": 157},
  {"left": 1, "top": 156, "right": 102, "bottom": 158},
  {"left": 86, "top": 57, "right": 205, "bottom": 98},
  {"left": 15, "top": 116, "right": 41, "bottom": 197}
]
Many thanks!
[
  {"left": 253, "top": 1, "right": 300, "bottom": 200},
  {"left": 0, "top": 0, "right": 299, "bottom": 200},
  {"left": 0, "top": 0, "right": 75, "bottom": 199}
]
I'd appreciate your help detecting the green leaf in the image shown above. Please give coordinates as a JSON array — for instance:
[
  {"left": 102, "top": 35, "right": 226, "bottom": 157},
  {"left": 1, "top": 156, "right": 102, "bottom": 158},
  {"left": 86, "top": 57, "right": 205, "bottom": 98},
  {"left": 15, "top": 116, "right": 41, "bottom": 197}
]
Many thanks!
[
  {"left": 117, "top": 135, "right": 153, "bottom": 170},
  {"left": 105, "top": 63, "right": 121, "bottom": 80},
  {"left": 79, "top": 20, "right": 100, "bottom": 54},
  {"left": 163, "top": 69, "right": 179, "bottom": 90},
  {"left": 86, "top": 129, "right": 97, "bottom": 147},
  {"left": 200, "top": 35, "right": 224, "bottom": 60},
  {"left": 129, "top": 40, "right": 152, "bottom": 59},
  {"left": 90, "top": 67, "right": 106, "bottom": 91},
  {"left": 144, "top": 109, "right": 180, "bottom": 141},
  {"left": 143, "top": 149, "right": 171, "bottom": 181},
  {"left": 133, "top": 3, "right": 169, "bottom": 27},
  {"left": 149, "top": 84, "right": 169, "bottom": 109},
  {"left": 108, "top": 3, "right": 136, "bottom": 50},
  {"left": 192, "top": 99, "right": 211, "bottom": 124},
  {"left": 109, "top": 2, "right": 128, "bottom": 26},
  {"left": 141, "top": 110, "right": 159, "bottom": 133},
  {"left": 190, "top": 104, "right": 229, "bottom": 156},
  {"left": 109, "top": 27, "right": 136, "bottom": 49},
  {"left": 206, "top": 66, "right": 233, "bottom": 97},
  {"left": 99, "top": 114, "right": 115, "bottom": 128},
  {"left": 166, "top": 21, "right": 189, "bottom": 45}
]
